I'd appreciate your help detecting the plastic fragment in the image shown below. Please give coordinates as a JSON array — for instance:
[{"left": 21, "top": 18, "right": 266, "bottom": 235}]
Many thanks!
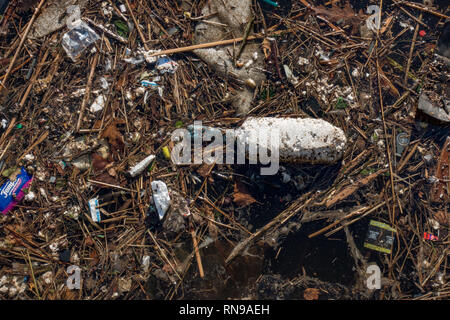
[
  {"left": 423, "top": 232, "right": 439, "bottom": 241},
  {"left": 395, "top": 132, "right": 410, "bottom": 157},
  {"left": 151, "top": 180, "right": 170, "bottom": 220},
  {"left": 155, "top": 56, "right": 179, "bottom": 74},
  {"left": 141, "top": 80, "right": 158, "bottom": 89},
  {"left": 418, "top": 93, "right": 450, "bottom": 122},
  {"left": 88, "top": 198, "right": 101, "bottom": 222},
  {"left": 162, "top": 146, "right": 171, "bottom": 160},
  {"left": 62, "top": 21, "right": 100, "bottom": 61},
  {"left": 283, "top": 65, "right": 298, "bottom": 85},
  {"left": 90, "top": 95, "right": 105, "bottom": 113},
  {"left": 128, "top": 154, "right": 155, "bottom": 177}
]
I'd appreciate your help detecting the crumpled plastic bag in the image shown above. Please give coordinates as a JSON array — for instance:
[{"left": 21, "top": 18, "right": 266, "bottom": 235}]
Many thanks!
[{"left": 61, "top": 5, "right": 100, "bottom": 61}]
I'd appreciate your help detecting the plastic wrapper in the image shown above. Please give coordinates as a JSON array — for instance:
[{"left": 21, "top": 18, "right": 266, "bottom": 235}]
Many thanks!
[
  {"left": 0, "top": 167, "right": 33, "bottom": 214},
  {"left": 363, "top": 220, "right": 396, "bottom": 254},
  {"left": 155, "top": 57, "right": 179, "bottom": 74},
  {"left": 62, "top": 21, "right": 100, "bottom": 61},
  {"left": 88, "top": 197, "right": 101, "bottom": 222}
]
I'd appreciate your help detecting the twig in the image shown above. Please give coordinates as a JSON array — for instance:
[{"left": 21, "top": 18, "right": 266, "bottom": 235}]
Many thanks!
[
  {"left": 147, "top": 230, "right": 181, "bottom": 281},
  {"left": 25, "top": 250, "right": 41, "bottom": 300},
  {"left": 76, "top": 52, "right": 99, "bottom": 132},
  {"left": 83, "top": 17, "right": 128, "bottom": 44},
  {"left": 87, "top": 179, "right": 136, "bottom": 193},
  {"left": 190, "top": 227, "right": 204, "bottom": 278},
  {"left": 17, "top": 130, "right": 49, "bottom": 161},
  {"left": 148, "top": 27, "right": 301, "bottom": 57},
  {"left": 125, "top": 0, "right": 149, "bottom": 51},
  {"left": 396, "top": 1, "right": 450, "bottom": 20},
  {"left": 376, "top": 56, "right": 397, "bottom": 224},
  {"left": 0, "top": 0, "right": 47, "bottom": 95},
  {"left": 403, "top": 13, "right": 422, "bottom": 85}
]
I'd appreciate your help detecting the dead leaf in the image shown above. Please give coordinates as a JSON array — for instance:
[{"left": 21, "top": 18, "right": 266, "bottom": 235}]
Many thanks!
[
  {"left": 92, "top": 153, "right": 110, "bottom": 172},
  {"left": 233, "top": 181, "right": 257, "bottom": 207},
  {"left": 101, "top": 119, "right": 125, "bottom": 152},
  {"left": 310, "top": 1, "right": 366, "bottom": 35},
  {"left": 89, "top": 250, "right": 99, "bottom": 267},
  {"left": 304, "top": 288, "right": 320, "bottom": 300},
  {"left": 162, "top": 264, "right": 174, "bottom": 274},
  {"left": 262, "top": 38, "right": 272, "bottom": 59},
  {"left": 94, "top": 172, "right": 121, "bottom": 187},
  {"left": 432, "top": 210, "right": 449, "bottom": 227},
  {"left": 85, "top": 236, "right": 94, "bottom": 246},
  {"left": 61, "top": 287, "right": 77, "bottom": 300},
  {"left": 107, "top": 167, "right": 117, "bottom": 177}
]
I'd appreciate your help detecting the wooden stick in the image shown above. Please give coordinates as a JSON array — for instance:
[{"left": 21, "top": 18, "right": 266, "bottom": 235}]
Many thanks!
[
  {"left": 308, "top": 206, "right": 369, "bottom": 238},
  {"left": 18, "top": 48, "right": 51, "bottom": 110},
  {"left": 404, "top": 13, "right": 422, "bottom": 85},
  {"left": 87, "top": 179, "right": 136, "bottom": 193},
  {"left": 125, "top": 0, "right": 149, "bottom": 51},
  {"left": 377, "top": 56, "right": 397, "bottom": 224},
  {"left": 83, "top": 17, "right": 128, "bottom": 44},
  {"left": 324, "top": 201, "right": 387, "bottom": 237},
  {"left": 397, "top": 1, "right": 450, "bottom": 20},
  {"left": 0, "top": 0, "right": 47, "bottom": 95},
  {"left": 0, "top": 117, "right": 16, "bottom": 148},
  {"left": 76, "top": 52, "right": 99, "bottom": 132},
  {"left": 149, "top": 34, "right": 262, "bottom": 57},
  {"left": 147, "top": 27, "right": 302, "bottom": 58},
  {"left": 190, "top": 228, "right": 204, "bottom": 278}
]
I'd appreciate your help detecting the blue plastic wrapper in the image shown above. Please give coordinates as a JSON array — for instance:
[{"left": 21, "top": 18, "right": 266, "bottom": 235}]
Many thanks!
[
  {"left": 155, "top": 57, "right": 178, "bottom": 74},
  {"left": 0, "top": 167, "right": 33, "bottom": 214}
]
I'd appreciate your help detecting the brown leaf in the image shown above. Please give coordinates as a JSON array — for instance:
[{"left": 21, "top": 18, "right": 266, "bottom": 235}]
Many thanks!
[
  {"left": 61, "top": 287, "right": 77, "bottom": 300},
  {"left": 92, "top": 153, "right": 110, "bottom": 172},
  {"left": 233, "top": 181, "right": 256, "bottom": 207},
  {"left": 85, "top": 236, "right": 94, "bottom": 246},
  {"left": 304, "top": 288, "right": 320, "bottom": 300},
  {"left": 94, "top": 172, "right": 121, "bottom": 187},
  {"left": 311, "top": 1, "right": 366, "bottom": 35},
  {"left": 101, "top": 119, "right": 125, "bottom": 152},
  {"left": 262, "top": 38, "right": 272, "bottom": 59},
  {"left": 89, "top": 250, "right": 99, "bottom": 267},
  {"left": 432, "top": 210, "right": 449, "bottom": 227}
]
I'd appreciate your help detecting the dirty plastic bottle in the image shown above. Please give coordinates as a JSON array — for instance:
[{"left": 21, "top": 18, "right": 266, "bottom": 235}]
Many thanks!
[{"left": 235, "top": 117, "right": 347, "bottom": 164}]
